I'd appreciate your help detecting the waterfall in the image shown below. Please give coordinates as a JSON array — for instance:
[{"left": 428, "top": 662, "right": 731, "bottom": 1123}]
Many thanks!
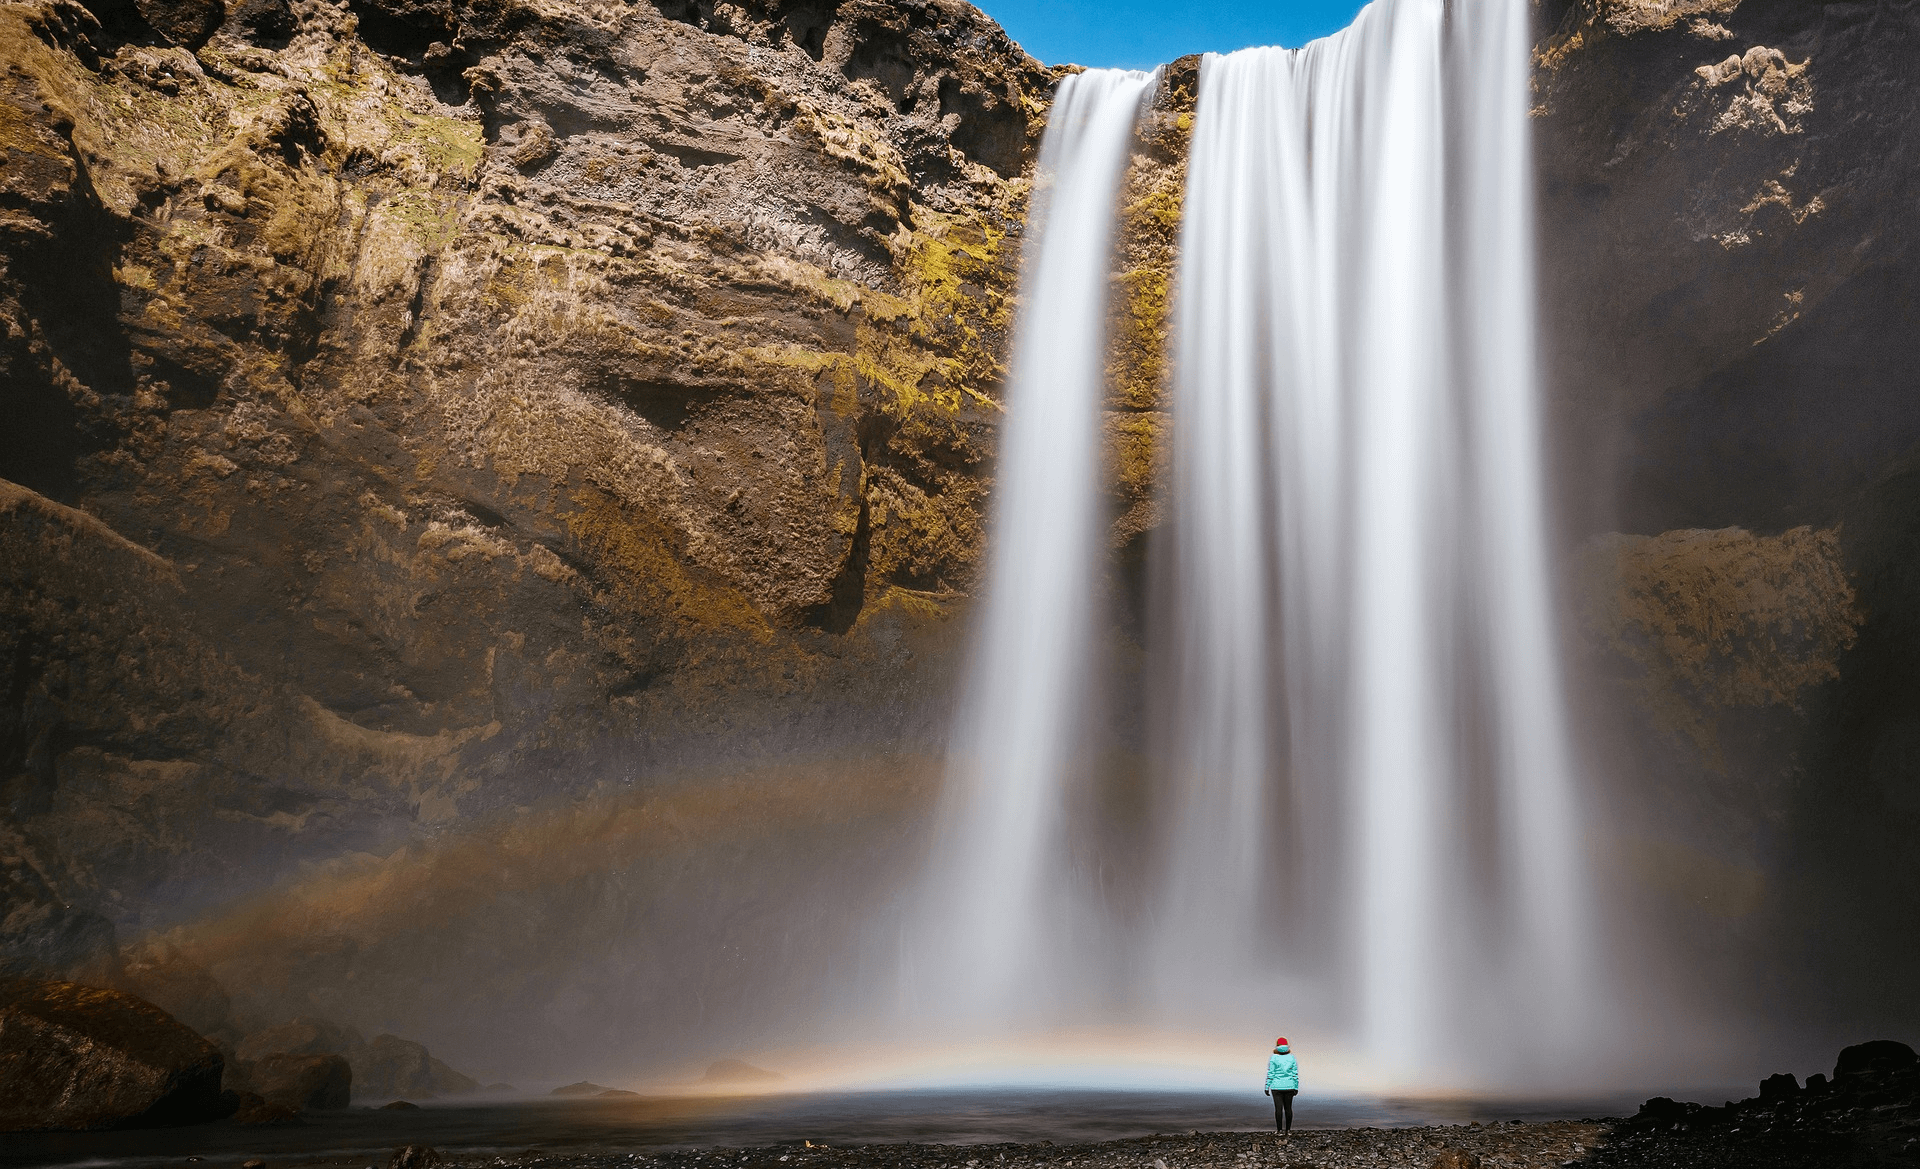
[
  {"left": 906, "top": 0, "right": 1591, "bottom": 1085},
  {"left": 910, "top": 66, "right": 1158, "bottom": 1026},
  {"left": 1161, "top": 0, "right": 1590, "bottom": 1081}
]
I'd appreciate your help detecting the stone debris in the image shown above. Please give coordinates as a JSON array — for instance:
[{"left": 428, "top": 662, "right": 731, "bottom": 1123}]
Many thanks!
[{"left": 442, "top": 1124, "right": 1606, "bottom": 1169}]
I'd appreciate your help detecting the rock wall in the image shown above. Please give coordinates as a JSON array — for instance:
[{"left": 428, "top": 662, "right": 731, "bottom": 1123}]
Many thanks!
[
  {"left": 0, "top": 0, "right": 1067, "bottom": 1071},
  {"left": 0, "top": 0, "right": 1048, "bottom": 929},
  {"left": 1537, "top": 0, "right": 1920, "bottom": 1045}
]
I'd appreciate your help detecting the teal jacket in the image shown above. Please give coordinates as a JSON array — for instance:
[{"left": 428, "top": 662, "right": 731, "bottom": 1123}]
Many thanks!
[{"left": 1266, "top": 1047, "right": 1299, "bottom": 1091}]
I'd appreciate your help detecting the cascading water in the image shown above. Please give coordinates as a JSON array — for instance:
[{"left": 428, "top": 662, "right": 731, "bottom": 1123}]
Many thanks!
[
  {"left": 907, "top": 0, "right": 1592, "bottom": 1085},
  {"left": 1160, "top": 0, "right": 1589, "bottom": 1082},
  {"left": 908, "top": 67, "right": 1159, "bottom": 1026}
]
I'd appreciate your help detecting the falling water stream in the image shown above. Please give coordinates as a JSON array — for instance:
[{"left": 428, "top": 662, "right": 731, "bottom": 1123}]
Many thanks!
[
  {"left": 910, "top": 66, "right": 1160, "bottom": 1025},
  {"left": 1160, "top": 0, "right": 1590, "bottom": 1083},
  {"left": 917, "top": 0, "right": 1593, "bottom": 1088}
]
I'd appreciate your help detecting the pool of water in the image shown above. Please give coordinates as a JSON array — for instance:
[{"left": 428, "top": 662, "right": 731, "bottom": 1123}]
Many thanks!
[{"left": 0, "top": 1086, "right": 1668, "bottom": 1169}]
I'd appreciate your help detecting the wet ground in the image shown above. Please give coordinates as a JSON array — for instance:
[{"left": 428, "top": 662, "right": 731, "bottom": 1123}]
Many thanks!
[
  {"left": 15, "top": 1082, "right": 1913, "bottom": 1169},
  {"left": 0, "top": 1089, "right": 1641, "bottom": 1169}
]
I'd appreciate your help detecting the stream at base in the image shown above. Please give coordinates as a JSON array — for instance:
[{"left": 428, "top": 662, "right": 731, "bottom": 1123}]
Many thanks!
[{"left": 1, "top": 1087, "right": 1715, "bottom": 1169}]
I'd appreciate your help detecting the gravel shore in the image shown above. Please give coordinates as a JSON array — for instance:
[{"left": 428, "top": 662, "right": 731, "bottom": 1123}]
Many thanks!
[{"left": 461, "top": 1123, "right": 1608, "bottom": 1169}]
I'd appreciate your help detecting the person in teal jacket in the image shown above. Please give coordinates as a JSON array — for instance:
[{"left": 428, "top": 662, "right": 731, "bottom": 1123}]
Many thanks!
[{"left": 1264, "top": 1037, "right": 1299, "bottom": 1134}]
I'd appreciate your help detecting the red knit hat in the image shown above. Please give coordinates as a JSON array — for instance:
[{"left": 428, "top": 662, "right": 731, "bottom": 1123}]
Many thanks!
[{"left": 1275, "top": 1037, "right": 1288, "bottom": 1046}]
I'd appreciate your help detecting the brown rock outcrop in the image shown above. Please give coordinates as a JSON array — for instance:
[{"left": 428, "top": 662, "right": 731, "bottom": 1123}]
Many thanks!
[
  {"left": 1537, "top": 0, "right": 1920, "bottom": 1038},
  {"left": 0, "top": 977, "right": 228, "bottom": 1131},
  {"left": 351, "top": 1032, "right": 478, "bottom": 1100},
  {"left": 0, "top": 0, "right": 1046, "bottom": 1049},
  {"left": 234, "top": 1016, "right": 366, "bottom": 1063},
  {"left": 251, "top": 1050, "right": 352, "bottom": 1109}
]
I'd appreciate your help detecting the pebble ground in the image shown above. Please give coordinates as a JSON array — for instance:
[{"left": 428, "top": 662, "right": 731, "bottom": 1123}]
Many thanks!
[{"left": 450, "top": 1123, "right": 1608, "bottom": 1169}]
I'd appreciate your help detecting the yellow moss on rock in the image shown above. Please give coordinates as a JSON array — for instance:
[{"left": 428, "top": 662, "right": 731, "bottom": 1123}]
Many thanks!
[
  {"left": 565, "top": 488, "right": 771, "bottom": 643},
  {"left": 1578, "top": 524, "right": 1862, "bottom": 767}
]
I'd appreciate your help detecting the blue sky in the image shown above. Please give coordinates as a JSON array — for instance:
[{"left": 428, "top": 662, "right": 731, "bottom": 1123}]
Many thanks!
[{"left": 975, "top": 0, "right": 1371, "bottom": 70}]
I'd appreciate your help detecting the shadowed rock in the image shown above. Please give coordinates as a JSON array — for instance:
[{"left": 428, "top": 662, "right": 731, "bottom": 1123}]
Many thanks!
[
  {"left": 252, "top": 1052, "right": 351, "bottom": 1110},
  {"left": 352, "top": 1034, "right": 479, "bottom": 1101},
  {"left": 390, "top": 1146, "right": 440, "bottom": 1169},
  {"left": 0, "top": 978, "right": 227, "bottom": 1131},
  {"left": 229, "top": 1090, "right": 302, "bottom": 1126},
  {"left": 1836, "top": 1039, "right": 1918, "bottom": 1080},
  {"left": 235, "top": 1017, "right": 366, "bottom": 1064}
]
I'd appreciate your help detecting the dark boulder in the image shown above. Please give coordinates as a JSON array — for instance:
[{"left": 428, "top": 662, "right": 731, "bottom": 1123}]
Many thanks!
[
  {"left": 235, "top": 1017, "right": 365, "bottom": 1063},
  {"left": 380, "top": 1100, "right": 420, "bottom": 1110},
  {"left": 390, "top": 1146, "right": 440, "bottom": 1169},
  {"left": 351, "top": 1033, "right": 478, "bottom": 1100},
  {"left": 252, "top": 1052, "right": 351, "bottom": 1110},
  {"left": 1835, "top": 1040, "right": 1919, "bottom": 1080},
  {"left": 220, "top": 0, "right": 295, "bottom": 46},
  {"left": 134, "top": 0, "right": 224, "bottom": 47},
  {"left": 0, "top": 978, "right": 227, "bottom": 1131},
  {"left": 229, "top": 1091, "right": 302, "bottom": 1126},
  {"left": 1758, "top": 1072, "right": 1799, "bottom": 1103},
  {"left": 1635, "top": 1097, "right": 1691, "bottom": 1124}
]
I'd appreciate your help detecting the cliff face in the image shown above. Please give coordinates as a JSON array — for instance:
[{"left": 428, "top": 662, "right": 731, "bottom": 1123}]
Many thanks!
[
  {"left": 1536, "top": 0, "right": 1920, "bottom": 1039},
  {"left": 0, "top": 0, "right": 1050, "bottom": 1009}
]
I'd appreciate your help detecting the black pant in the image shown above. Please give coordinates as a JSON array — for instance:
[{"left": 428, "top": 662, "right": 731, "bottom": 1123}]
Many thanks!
[{"left": 1271, "top": 1088, "right": 1296, "bottom": 1132}]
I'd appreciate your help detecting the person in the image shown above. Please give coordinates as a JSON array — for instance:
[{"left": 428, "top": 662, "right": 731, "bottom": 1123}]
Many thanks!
[{"left": 1264, "top": 1036, "right": 1299, "bottom": 1136}]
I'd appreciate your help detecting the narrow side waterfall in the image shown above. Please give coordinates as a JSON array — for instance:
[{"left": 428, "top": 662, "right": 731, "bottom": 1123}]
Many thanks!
[
  {"left": 910, "top": 67, "right": 1158, "bottom": 1025},
  {"left": 1161, "top": 0, "right": 1590, "bottom": 1081}
]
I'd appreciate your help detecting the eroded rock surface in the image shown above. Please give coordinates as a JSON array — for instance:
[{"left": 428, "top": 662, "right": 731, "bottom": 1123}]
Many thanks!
[
  {"left": 249, "top": 1050, "right": 351, "bottom": 1109},
  {"left": 0, "top": 977, "right": 228, "bottom": 1131},
  {"left": 0, "top": 0, "right": 1049, "bottom": 1049},
  {"left": 1538, "top": 0, "right": 1920, "bottom": 1041}
]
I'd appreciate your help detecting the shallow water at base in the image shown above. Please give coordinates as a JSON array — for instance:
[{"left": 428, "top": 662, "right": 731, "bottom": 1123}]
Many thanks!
[{"left": 1, "top": 1088, "right": 1678, "bottom": 1169}]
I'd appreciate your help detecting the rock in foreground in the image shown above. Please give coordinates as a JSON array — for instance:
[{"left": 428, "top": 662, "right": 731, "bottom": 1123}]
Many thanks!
[
  {"left": 1597, "top": 1039, "right": 1920, "bottom": 1167},
  {"left": 0, "top": 978, "right": 228, "bottom": 1131}
]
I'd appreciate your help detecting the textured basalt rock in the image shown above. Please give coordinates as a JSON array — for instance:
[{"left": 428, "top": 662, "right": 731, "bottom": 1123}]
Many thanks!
[
  {"left": 247, "top": 1049, "right": 351, "bottom": 1109},
  {"left": 1537, "top": 0, "right": 1920, "bottom": 1040},
  {"left": 0, "top": 977, "right": 229, "bottom": 1130},
  {"left": 0, "top": 0, "right": 1046, "bottom": 1056},
  {"left": 1597, "top": 1040, "right": 1920, "bottom": 1168}
]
